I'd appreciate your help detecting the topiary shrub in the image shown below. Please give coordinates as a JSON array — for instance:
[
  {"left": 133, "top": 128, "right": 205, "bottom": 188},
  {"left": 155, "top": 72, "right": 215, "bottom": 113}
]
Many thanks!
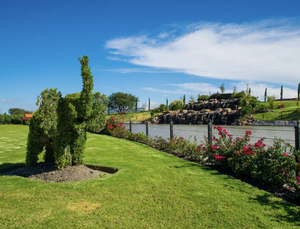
[{"left": 26, "top": 56, "right": 107, "bottom": 169}]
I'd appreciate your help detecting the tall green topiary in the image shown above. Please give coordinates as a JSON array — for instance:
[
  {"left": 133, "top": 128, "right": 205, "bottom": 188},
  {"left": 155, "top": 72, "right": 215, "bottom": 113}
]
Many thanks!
[{"left": 26, "top": 56, "right": 107, "bottom": 169}]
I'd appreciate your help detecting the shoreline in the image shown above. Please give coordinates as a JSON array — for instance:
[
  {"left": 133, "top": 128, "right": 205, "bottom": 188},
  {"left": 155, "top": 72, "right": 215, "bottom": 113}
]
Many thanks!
[{"left": 123, "top": 120, "right": 298, "bottom": 126}]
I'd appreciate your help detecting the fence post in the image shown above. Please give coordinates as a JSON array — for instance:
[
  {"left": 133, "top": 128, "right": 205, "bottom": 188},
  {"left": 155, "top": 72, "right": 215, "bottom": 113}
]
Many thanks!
[
  {"left": 146, "top": 120, "right": 149, "bottom": 136},
  {"left": 208, "top": 119, "right": 212, "bottom": 146},
  {"left": 170, "top": 119, "right": 173, "bottom": 139},
  {"left": 129, "top": 119, "right": 132, "bottom": 133},
  {"left": 295, "top": 120, "right": 300, "bottom": 150}
]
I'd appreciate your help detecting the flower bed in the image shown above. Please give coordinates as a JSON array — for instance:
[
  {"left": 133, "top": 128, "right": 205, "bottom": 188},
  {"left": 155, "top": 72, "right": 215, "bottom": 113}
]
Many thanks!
[{"left": 103, "top": 116, "right": 300, "bottom": 200}]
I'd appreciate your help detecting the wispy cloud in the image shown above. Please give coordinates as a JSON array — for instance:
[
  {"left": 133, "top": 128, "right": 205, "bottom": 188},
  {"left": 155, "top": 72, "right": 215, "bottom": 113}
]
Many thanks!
[
  {"left": 0, "top": 99, "right": 16, "bottom": 102},
  {"left": 106, "top": 19, "right": 300, "bottom": 85},
  {"left": 105, "top": 68, "right": 172, "bottom": 74}
]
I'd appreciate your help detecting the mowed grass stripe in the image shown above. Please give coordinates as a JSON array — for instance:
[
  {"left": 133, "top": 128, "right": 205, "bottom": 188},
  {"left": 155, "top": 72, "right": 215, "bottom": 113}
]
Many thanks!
[{"left": 0, "top": 125, "right": 299, "bottom": 228}]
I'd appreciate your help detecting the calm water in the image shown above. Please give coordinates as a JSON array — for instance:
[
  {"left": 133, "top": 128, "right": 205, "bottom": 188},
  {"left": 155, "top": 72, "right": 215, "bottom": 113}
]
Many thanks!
[{"left": 124, "top": 124, "right": 295, "bottom": 147}]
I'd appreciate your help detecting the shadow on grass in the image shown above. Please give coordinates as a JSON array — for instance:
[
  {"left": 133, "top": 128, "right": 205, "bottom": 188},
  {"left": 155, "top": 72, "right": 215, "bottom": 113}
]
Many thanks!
[
  {"left": 250, "top": 193, "right": 300, "bottom": 225},
  {"left": 0, "top": 162, "right": 25, "bottom": 171}
]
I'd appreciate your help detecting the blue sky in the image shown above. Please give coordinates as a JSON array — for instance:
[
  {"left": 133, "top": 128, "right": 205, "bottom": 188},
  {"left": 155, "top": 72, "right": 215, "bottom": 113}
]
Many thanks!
[{"left": 1, "top": 0, "right": 300, "bottom": 114}]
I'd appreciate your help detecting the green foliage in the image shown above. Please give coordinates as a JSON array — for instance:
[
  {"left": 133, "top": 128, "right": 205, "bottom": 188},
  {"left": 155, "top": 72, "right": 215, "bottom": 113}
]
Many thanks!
[
  {"left": 156, "top": 104, "right": 166, "bottom": 112},
  {"left": 209, "top": 92, "right": 220, "bottom": 100},
  {"left": 183, "top": 95, "right": 186, "bottom": 104},
  {"left": 264, "top": 88, "right": 267, "bottom": 102},
  {"left": 26, "top": 56, "right": 106, "bottom": 169},
  {"left": 233, "top": 91, "right": 246, "bottom": 99},
  {"left": 8, "top": 108, "right": 32, "bottom": 115},
  {"left": 240, "top": 92, "right": 259, "bottom": 115},
  {"left": 189, "top": 95, "right": 195, "bottom": 102},
  {"left": 197, "top": 94, "right": 209, "bottom": 101},
  {"left": 220, "top": 83, "right": 225, "bottom": 94},
  {"left": 108, "top": 92, "right": 138, "bottom": 113},
  {"left": 267, "top": 95, "right": 276, "bottom": 109},
  {"left": 169, "top": 100, "right": 185, "bottom": 110},
  {"left": 0, "top": 113, "right": 23, "bottom": 124}
]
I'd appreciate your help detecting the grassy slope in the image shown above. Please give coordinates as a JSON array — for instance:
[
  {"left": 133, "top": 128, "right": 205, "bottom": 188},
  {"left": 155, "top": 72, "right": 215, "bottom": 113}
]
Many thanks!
[
  {"left": 1, "top": 125, "right": 300, "bottom": 228},
  {"left": 107, "top": 112, "right": 151, "bottom": 122},
  {"left": 253, "top": 101, "right": 300, "bottom": 121}
]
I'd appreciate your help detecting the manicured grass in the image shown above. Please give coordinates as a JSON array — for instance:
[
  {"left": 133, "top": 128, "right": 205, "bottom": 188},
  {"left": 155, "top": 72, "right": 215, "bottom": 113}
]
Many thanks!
[
  {"left": 1, "top": 125, "right": 300, "bottom": 228},
  {"left": 253, "top": 101, "right": 300, "bottom": 121},
  {"left": 107, "top": 112, "right": 152, "bottom": 121}
]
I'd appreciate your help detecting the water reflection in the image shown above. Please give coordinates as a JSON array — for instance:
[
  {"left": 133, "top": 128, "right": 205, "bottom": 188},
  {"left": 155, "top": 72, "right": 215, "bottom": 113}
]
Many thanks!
[{"left": 124, "top": 124, "right": 295, "bottom": 147}]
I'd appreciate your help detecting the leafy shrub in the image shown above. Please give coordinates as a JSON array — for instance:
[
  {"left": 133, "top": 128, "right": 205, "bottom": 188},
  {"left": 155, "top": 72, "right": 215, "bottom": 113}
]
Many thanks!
[
  {"left": 169, "top": 100, "right": 185, "bottom": 110},
  {"left": 197, "top": 94, "right": 209, "bottom": 101},
  {"left": 233, "top": 91, "right": 246, "bottom": 99}
]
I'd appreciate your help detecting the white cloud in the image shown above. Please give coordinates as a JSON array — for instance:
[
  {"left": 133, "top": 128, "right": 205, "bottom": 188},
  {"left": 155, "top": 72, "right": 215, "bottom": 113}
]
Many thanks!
[{"left": 106, "top": 19, "right": 300, "bottom": 86}]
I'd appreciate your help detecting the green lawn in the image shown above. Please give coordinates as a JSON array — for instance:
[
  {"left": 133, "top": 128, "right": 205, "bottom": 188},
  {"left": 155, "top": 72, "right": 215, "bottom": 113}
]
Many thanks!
[
  {"left": 1, "top": 125, "right": 300, "bottom": 228},
  {"left": 253, "top": 101, "right": 300, "bottom": 121}
]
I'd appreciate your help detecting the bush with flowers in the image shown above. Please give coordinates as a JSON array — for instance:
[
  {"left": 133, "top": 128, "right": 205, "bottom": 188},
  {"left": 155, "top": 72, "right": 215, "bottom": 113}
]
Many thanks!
[{"left": 103, "top": 115, "right": 300, "bottom": 199}]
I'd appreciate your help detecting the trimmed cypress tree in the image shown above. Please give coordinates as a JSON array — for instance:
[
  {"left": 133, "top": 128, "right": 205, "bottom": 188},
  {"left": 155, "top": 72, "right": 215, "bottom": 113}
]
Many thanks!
[
  {"left": 183, "top": 95, "right": 186, "bottom": 104},
  {"left": 298, "top": 83, "right": 300, "bottom": 99},
  {"left": 148, "top": 98, "right": 150, "bottom": 111},
  {"left": 135, "top": 98, "right": 138, "bottom": 112},
  {"left": 166, "top": 99, "right": 168, "bottom": 108},
  {"left": 280, "top": 85, "right": 283, "bottom": 101},
  {"left": 264, "top": 88, "right": 267, "bottom": 102}
]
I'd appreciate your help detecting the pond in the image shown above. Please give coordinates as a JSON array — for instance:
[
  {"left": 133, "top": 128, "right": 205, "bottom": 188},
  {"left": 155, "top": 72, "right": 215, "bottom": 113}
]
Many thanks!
[{"left": 124, "top": 124, "right": 296, "bottom": 147}]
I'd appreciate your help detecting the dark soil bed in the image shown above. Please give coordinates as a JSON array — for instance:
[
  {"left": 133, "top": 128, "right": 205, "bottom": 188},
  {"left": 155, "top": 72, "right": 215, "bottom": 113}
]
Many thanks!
[{"left": 0, "top": 162, "right": 118, "bottom": 183}]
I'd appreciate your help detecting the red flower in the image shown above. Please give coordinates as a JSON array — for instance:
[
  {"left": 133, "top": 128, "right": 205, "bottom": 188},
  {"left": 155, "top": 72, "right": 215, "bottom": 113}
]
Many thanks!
[
  {"left": 210, "top": 145, "right": 218, "bottom": 150},
  {"left": 242, "top": 146, "right": 253, "bottom": 155},
  {"left": 213, "top": 155, "right": 225, "bottom": 161},
  {"left": 283, "top": 153, "right": 289, "bottom": 156},
  {"left": 245, "top": 130, "right": 252, "bottom": 136}
]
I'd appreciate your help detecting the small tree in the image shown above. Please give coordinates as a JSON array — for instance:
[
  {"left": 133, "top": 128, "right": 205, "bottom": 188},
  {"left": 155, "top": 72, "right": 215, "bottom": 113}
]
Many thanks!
[
  {"left": 135, "top": 98, "right": 138, "bottom": 112},
  {"left": 8, "top": 108, "right": 32, "bottom": 115},
  {"left": 220, "top": 83, "right": 225, "bottom": 94},
  {"left": 267, "top": 95, "right": 276, "bottom": 109},
  {"left": 166, "top": 99, "right": 168, "bottom": 108},
  {"left": 183, "top": 95, "right": 186, "bottom": 104},
  {"left": 189, "top": 95, "right": 195, "bottom": 102},
  {"left": 148, "top": 98, "right": 150, "bottom": 111},
  {"left": 264, "top": 88, "right": 267, "bottom": 102},
  {"left": 233, "top": 86, "right": 237, "bottom": 95},
  {"left": 280, "top": 85, "right": 283, "bottom": 101},
  {"left": 298, "top": 83, "right": 300, "bottom": 99},
  {"left": 108, "top": 92, "right": 138, "bottom": 113}
]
